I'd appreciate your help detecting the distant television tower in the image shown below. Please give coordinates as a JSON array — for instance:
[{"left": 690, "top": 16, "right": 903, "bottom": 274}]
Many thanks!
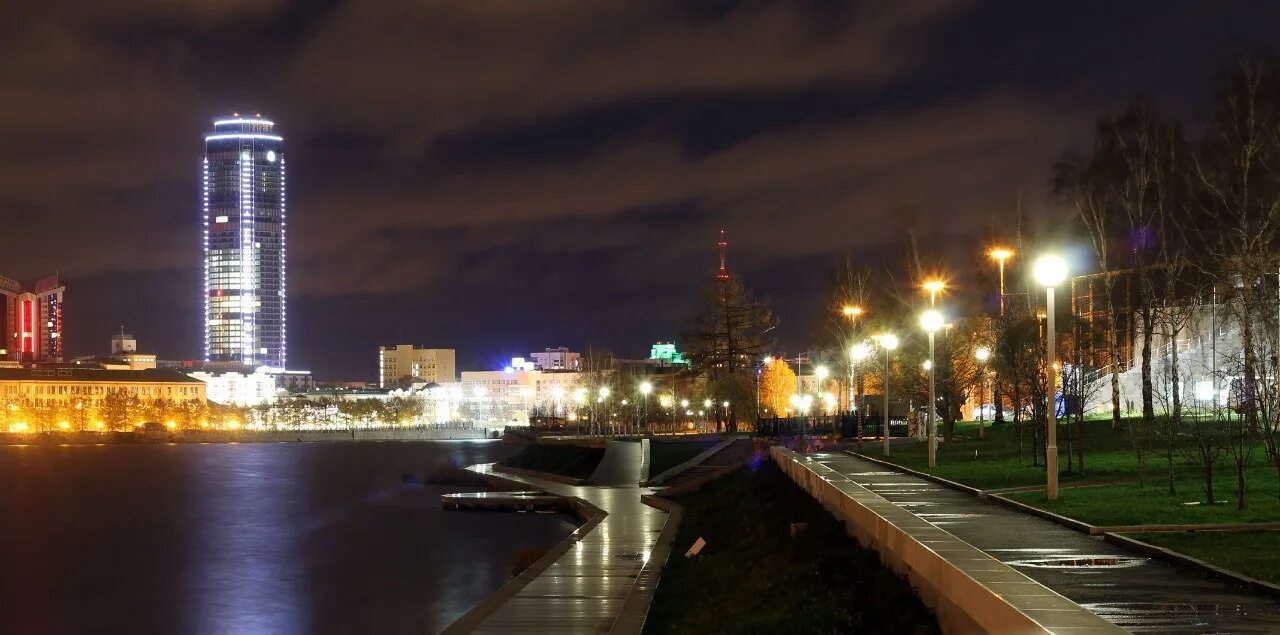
[{"left": 716, "top": 229, "right": 731, "bottom": 281}]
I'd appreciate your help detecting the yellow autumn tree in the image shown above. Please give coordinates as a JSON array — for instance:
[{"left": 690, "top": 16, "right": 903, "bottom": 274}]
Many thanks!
[{"left": 759, "top": 359, "right": 797, "bottom": 417}]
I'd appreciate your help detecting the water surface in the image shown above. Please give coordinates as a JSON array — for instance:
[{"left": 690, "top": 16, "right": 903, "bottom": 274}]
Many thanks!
[{"left": 0, "top": 441, "right": 576, "bottom": 634}]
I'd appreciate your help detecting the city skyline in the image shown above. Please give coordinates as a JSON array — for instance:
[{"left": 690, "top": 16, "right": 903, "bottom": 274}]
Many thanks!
[{"left": 3, "top": 3, "right": 1280, "bottom": 379}]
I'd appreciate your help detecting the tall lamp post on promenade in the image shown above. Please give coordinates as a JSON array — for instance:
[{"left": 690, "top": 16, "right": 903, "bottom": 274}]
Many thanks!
[
  {"left": 639, "top": 381, "right": 652, "bottom": 435},
  {"left": 850, "top": 342, "right": 871, "bottom": 447},
  {"left": 879, "top": 333, "right": 899, "bottom": 455},
  {"left": 988, "top": 248, "right": 1013, "bottom": 314},
  {"left": 920, "top": 309, "right": 944, "bottom": 468},
  {"left": 815, "top": 365, "right": 830, "bottom": 443},
  {"left": 842, "top": 305, "right": 864, "bottom": 411},
  {"left": 975, "top": 346, "right": 991, "bottom": 438},
  {"left": 1033, "top": 254, "right": 1068, "bottom": 501},
  {"left": 923, "top": 280, "right": 945, "bottom": 306}
]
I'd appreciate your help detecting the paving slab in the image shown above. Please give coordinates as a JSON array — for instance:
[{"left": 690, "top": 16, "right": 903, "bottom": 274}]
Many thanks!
[{"left": 813, "top": 451, "right": 1280, "bottom": 633}]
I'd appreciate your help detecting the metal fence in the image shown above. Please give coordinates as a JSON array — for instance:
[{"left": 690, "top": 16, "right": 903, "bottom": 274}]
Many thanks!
[{"left": 753, "top": 415, "right": 909, "bottom": 439}]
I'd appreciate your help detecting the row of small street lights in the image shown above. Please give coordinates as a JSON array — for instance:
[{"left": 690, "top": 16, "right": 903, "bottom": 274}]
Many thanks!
[{"left": 788, "top": 250, "right": 1069, "bottom": 501}]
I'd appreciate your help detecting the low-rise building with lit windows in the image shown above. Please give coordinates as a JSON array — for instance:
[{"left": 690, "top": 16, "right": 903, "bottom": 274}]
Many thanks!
[{"left": 0, "top": 367, "right": 206, "bottom": 409}]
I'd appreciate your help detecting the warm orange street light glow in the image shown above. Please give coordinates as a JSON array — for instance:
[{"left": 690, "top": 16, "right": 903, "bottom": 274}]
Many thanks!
[
  {"left": 988, "top": 247, "right": 1014, "bottom": 262},
  {"left": 922, "top": 279, "right": 946, "bottom": 305},
  {"left": 841, "top": 305, "right": 864, "bottom": 317}
]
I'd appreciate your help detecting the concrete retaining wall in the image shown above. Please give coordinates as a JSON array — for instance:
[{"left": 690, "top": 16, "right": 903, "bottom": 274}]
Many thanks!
[{"left": 770, "top": 447, "right": 1121, "bottom": 635}]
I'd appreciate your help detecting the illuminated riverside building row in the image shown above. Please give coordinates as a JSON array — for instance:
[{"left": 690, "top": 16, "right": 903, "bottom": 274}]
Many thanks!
[
  {"left": 203, "top": 115, "right": 287, "bottom": 368},
  {"left": 0, "top": 368, "right": 206, "bottom": 408}
]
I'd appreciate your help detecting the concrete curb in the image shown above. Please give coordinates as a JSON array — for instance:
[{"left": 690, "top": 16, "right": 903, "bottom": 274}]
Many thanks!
[
  {"left": 985, "top": 493, "right": 1102, "bottom": 535},
  {"left": 491, "top": 463, "right": 586, "bottom": 486},
  {"left": 1104, "top": 532, "right": 1280, "bottom": 600},
  {"left": 607, "top": 495, "right": 683, "bottom": 634},
  {"left": 1095, "top": 520, "right": 1280, "bottom": 533},
  {"left": 642, "top": 436, "right": 735, "bottom": 486},
  {"left": 441, "top": 474, "right": 605, "bottom": 635}
]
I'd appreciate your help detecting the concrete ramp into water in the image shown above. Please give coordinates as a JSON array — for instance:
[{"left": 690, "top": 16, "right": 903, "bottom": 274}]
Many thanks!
[{"left": 588, "top": 440, "right": 644, "bottom": 486}]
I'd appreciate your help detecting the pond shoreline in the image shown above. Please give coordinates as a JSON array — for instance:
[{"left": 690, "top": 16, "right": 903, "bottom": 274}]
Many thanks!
[{"left": 0, "top": 427, "right": 492, "bottom": 445}]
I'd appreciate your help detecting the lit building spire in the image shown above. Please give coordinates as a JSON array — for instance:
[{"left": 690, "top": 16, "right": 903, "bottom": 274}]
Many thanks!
[{"left": 716, "top": 229, "right": 730, "bottom": 281}]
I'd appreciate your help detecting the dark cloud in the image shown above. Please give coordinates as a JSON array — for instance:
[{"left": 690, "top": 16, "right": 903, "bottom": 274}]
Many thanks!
[{"left": 0, "top": 1, "right": 1276, "bottom": 378}]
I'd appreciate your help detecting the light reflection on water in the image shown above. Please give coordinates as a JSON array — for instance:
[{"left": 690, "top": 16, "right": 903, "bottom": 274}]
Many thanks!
[{"left": 0, "top": 441, "right": 577, "bottom": 634}]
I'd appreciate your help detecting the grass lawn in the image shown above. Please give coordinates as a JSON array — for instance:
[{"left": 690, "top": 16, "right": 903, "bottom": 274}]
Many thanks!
[
  {"left": 498, "top": 443, "right": 604, "bottom": 480},
  {"left": 647, "top": 437, "right": 721, "bottom": 478},
  {"left": 1125, "top": 530, "right": 1280, "bottom": 585},
  {"left": 644, "top": 460, "right": 938, "bottom": 634},
  {"left": 1005, "top": 473, "right": 1280, "bottom": 526},
  {"left": 862, "top": 418, "right": 1278, "bottom": 491}
]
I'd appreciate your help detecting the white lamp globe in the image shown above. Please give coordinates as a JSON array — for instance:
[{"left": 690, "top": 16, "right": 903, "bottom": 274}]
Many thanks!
[{"left": 1033, "top": 254, "right": 1068, "bottom": 287}]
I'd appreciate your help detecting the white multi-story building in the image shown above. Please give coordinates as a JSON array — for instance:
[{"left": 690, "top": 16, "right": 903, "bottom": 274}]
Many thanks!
[
  {"left": 378, "top": 345, "right": 456, "bottom": 388},
  {"left": 458, "top": 361, "right": 582, "bottom": 424},
  {"left": 190, "top": 367, "right": 280, "bottom": 406},
  {"left": 530, "top": 347, "right": 580, "bottom": 371}
]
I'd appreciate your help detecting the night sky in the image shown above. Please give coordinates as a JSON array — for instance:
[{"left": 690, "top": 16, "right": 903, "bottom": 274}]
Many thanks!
[{"left": 3, "top": 2, "right": 1277, "bottom": 380}]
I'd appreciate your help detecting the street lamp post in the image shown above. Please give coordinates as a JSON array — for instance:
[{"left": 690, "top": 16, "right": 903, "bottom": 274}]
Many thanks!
[
  {"left": 879, "top": 334, "right": 899, "bottom": 455},
  {"left": 815, "top": 365, "right": 829, "bottom": 446},
  {"left": 989, "top": 248, "right": 1013, "bottom": 314},
  {"left": 850, "top": 342, "right": 871, "bottom": 448},
  {"left": 923, "top": 280, "right": 945, "bottom": 306},
  {"left": 842, "top": 305, "right": 863, "bottom": 411},
  {"left": 639, "top": 381, "right": 652, "bottom": 436},
  {"left": 920, "top": 309, "right": 944, "bottom": 468},
  {"left": 1033, "top": 254, "right": 1068, "bottom": 501}
]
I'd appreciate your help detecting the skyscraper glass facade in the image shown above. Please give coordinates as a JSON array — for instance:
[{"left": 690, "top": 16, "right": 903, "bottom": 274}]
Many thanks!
[{"left": 202, "top": 116, "right": 286, "bottom": 368}]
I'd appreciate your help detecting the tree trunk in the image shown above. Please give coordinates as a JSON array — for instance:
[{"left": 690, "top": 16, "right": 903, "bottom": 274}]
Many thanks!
[
  {"left": 1167, "top": 318, "right": 1180, "bottom": 496},
  {"left": 1140, "top": 306, "right": 1155, "bottom": 423}
]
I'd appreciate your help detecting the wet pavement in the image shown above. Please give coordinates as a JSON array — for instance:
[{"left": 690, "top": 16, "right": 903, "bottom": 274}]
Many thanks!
[
  {"left": 453, "top": 462, "right": 666, "bottom": 634},
  {"left": 813, "top": 451, "right": 1280, "bottom": 633},
  {"left": 589, "top": 439, "right": 646, "bottom": 486}
]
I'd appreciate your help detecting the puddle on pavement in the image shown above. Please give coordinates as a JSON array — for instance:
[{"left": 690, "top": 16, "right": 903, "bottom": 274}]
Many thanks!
[{"left": 1008, "top": 555, "right": 1147, "bottom": 569}]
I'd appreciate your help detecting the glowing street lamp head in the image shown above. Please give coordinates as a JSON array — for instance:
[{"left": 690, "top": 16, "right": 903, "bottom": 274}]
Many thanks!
[
  {"left": 1033, "top": 254, "right": 1068, "bottom": 287},
  {"left": 880, "top": 333, "right": 900, "bottom": 351},
  {"left": 639, "top": 381, "right": 653, "bottom": 395},
  {"left": 762, "top": 355, "right": 774, "bottom": 365},
  {"left": 680, "top": 399, "right": 690, "bottom": 408},
  {"left": 841, "top": 305, "right": 864, "bottom": 318},
  {"left": 920, "top": 309, "right": 945, "bottom": 333},
  {"left": 922, "top": 279, "right": 945, "bottom": 294},
  {"left": 988, "top": 247, "right": 1014, "bottom": 263},
  {"left": 815, "top": 365, "right": 830, "bottom": 381},
  {"left": 975, "top": 346, "right": 991, "bottom": 362},
  {"left": 922, "top": 360, "right": 933, "bottom": 371},
  {"left": 598, "top": 386, "right": 610, "bottom": 398},
  {"left": 703, "top": 398, "right": 713, "bottom": 408},
  {"left": 850, "top": 343, "right": 871, "bottom": 361}
]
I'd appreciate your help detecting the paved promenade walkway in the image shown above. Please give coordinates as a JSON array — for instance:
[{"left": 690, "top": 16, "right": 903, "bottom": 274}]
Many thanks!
[
  {"left": 446, "top": 463, "right": 666, "bottom": 634},
  {"left": 818, "top": 451, "right": 1280, "bottom": 633},
  {"left": 589, "top": 440, "right": 646, "bottom": 486}
]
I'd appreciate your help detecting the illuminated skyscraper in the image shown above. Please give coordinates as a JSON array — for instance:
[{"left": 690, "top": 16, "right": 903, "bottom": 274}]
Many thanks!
[
  {"left": 0, "top": 274, "right": 65, "bottom": 362},
  {"left": 202, "top": 115, "right": 286, "bottom": 368}
]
